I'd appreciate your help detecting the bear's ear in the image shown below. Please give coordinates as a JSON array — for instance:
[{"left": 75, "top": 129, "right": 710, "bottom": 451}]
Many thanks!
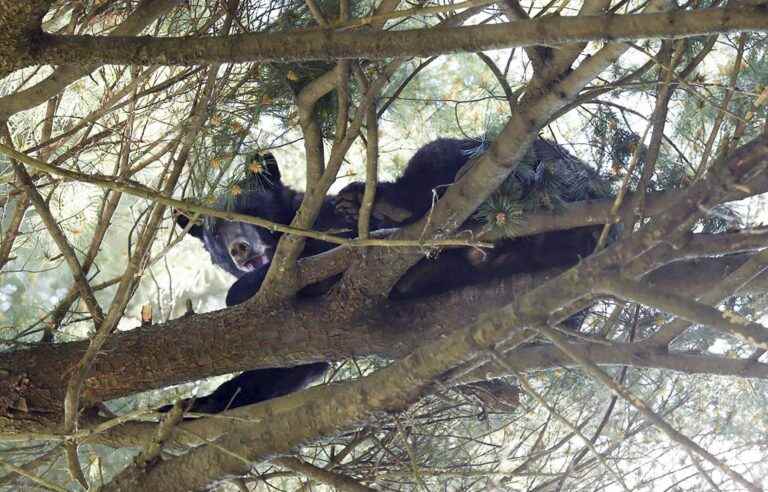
[
  {"left": 246, "top": 152, "right": 281, "bottom": 188},
  {"left": 173, "top": 209, "right": 204, "bottom": 240}
]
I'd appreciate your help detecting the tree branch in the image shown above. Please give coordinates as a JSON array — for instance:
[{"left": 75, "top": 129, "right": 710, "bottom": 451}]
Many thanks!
[
  {"left": 101, "top": 151, "right": 768, "bottom": 487},
  {"left": 598, "top": 274, "right": 768, "bottom": 350},
  {"left": 273, "top": 457, "right": 376, "bottom": 492},
  {"left": 335, "top": 1, "right": 666, "bottom": 299},
  {"left": 17, "top": 7, "right": 768, "bottom": 68},
  {"left": 532, "top": 323, "right": 762, "bottom": 492},
  {"left": 0, "top": 0, "right": 178, "bottom": 118}
]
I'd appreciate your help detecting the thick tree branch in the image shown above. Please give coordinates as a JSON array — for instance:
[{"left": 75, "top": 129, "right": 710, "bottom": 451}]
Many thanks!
[
  {"left": 101, "top": 137, "right": 768, "bottom": 486},
  {"left": 0, "top": 252, "right": 761, "bottom": 432},
  {"left": 0, "top": 0, "right": 178, "bottom": 118},
  {"left": 15, "top": 7, "right": 768, "bottom": 69},
  {"left": 0, "top": 0, "right": 52, "bottom": 78},
  {"left": 2, "top": 180, "right": 768, "bottom": 435},
  {"left": 645, "top": 243, "right": 768, "bottom": 347},
  {"left": 2, "top": 134, "right": 765, "bottom": 444},
  {"left": 494, "top": 342, "right": 768, "bottom": 381},
  {"left": 101, "top": 287, "right": 545, "bottom": 489},
  {"left": 44, "top": 341, "right": 768, "bottom": 452}
]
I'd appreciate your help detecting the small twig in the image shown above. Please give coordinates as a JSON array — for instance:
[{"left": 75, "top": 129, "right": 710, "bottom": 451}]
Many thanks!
[
  {"left": 377, "top": 57, "right": 437, "bottom": 118},
  {"left": 394, "top": 416, "right": 429, "bottom": 490},
  {"left": 63, "top": 443, "right": 88, "bottom": 489},
  {"left": 492, "top": 351, "right": 631, "bottom": 492},
  {"left": 330, "top": 0, "right": 496, "bottom": 30},
  {"left": 686, "top": 449, "right": 723, "bottom": 492},
  {"left": 630, "top": 40, "right": 685, "bottom": 226},
  {"left": 134, "top": 402, "right": 184, "bottom": 468},
  {"left": 358, "top": 87, "right": 379, "bottom": 240},
  {"left": 476, "top": 52, "right": 516, "bottom": 113},
  {"left": 534, "top": 322, "right": 763, "bottom": 492},
  {"left": 0, "top": 191, "right": 28, "bottom": 271},
  {"left": 304, "top": 0, "right": 329, "bottom": 27},
  {"left": 273, "top": 457, "right": 376, "bottom": 492},
  {"left": 0, "top": 142, "right": 490, "bottom": 250},
  {"left": 694, "top": 33, "right": 747, "bottom": 180},
  {"left": 593, "top": 115, "right": 650, "bottom": 250}
]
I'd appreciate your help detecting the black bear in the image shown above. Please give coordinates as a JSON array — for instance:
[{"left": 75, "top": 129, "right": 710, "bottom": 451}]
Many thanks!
[
  {"left": 170, "top": 137, "right": 611, "bottom": 414},
  {"left": 191, "top": 138, "right": 610, "bottom": 302},
  {"left": 336, "top": 138, "right": 611, "bottom": 296}
]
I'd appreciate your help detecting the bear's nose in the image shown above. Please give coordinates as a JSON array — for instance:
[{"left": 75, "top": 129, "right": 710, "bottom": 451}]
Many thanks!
[{"left": 230, "top": 241, "right": 250, "bottom": 259}]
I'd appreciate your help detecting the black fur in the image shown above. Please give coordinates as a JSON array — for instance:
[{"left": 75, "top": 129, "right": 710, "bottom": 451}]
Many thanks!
[
  {"left": 337, "top": 138, "right": 611, "bottom": 296},
  {"left": 336, "top": 138, "right": 608, "bottom": 230},
  {"left": 169, "top": 138, "right": 611, "bottom": 415},
  {"left": 166, "top": 153, "right": 341, "bottom": 415},
  {"left": 176, "top": 153, "right": 348, "bottom": 279},
  {"left": 179, "top": 362, "right": 328, "bottom": 414}
]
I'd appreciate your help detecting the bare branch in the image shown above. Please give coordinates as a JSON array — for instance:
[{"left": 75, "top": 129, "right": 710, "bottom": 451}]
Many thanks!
[
  {"left": 14, "top": 7, "right": 768, "bottom": 68},
  {"left": 532, "top": 323, "right": 762, "bottom": 492},
  {"left": 598, "top": 274, "right": 768, "bottom": 351}
]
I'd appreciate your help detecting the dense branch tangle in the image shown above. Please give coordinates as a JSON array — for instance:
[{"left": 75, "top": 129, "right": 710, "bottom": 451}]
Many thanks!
[{"left": 0, "top": 0, "right": 768, "bottom": 491}]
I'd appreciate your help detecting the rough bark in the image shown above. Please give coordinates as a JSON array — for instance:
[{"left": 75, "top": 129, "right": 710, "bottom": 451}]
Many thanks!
[
  {"left": 0, "top": 0, "right": 177, "bottom": 118},
  {"left": 99, "top": 139, "right": 768, "bottom": 489},
  {"left": 6, "top": 7, "right": 768, "bottom": 69},
  {"left": 2, "top": 134, "right": 767, "bottom": 434},
  {"left": 0, "top": 249, "right": 765, "bottom": 435},
  {"left": 0, "top": 0, "right": 50, "bottom": 76}
]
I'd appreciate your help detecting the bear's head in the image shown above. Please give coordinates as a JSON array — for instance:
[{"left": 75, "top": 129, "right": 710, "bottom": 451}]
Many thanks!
[{"left": 175, "top": 153, "right": 295, "bottom": 278}]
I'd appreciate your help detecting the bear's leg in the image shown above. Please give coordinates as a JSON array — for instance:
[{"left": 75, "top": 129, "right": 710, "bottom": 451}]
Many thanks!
[
  {"left": 334, "top": 182, "right": 415, "bottom": 228},
  {"left": 177, "top": 363, "right": 330, "bottom": 414}
]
